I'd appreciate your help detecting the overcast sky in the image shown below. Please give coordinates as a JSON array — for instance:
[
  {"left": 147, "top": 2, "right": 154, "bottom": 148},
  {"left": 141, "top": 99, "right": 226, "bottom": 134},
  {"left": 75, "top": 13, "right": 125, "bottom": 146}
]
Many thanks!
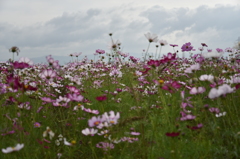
[{"left": 0, "top": 0, "right": 240, "bottom": 63}]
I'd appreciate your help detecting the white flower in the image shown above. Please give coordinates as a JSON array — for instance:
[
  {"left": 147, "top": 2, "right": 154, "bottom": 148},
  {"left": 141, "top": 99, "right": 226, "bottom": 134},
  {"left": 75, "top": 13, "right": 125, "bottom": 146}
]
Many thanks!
[
  {"left": 216, "top": 112, "right": 226, "bottom": 117},
  {"left": 2, "top": 144, "right": 24, "bottom": 153},
  {"left": 199, "top": 74, "right": 214, "bottom": 82},
  {"left": 144, "top": 32, "right": 158, "bottom": 43},
  {"left": 63, "top": 138, "right": 72, "bottom": 146},
  {"left": 82, "top": 128, "right": 98, "bottom": 136},
  {"left": 202, "top": 51, "right": 224, "bottom": 58},
  {"left": 43, "top": 127, "right": 55, "bottom": 140},
  {"left": 208, "top": 84, "right": 235, "bottom": 99},
  {"left": 18, "top": 57, "right": 33, "bottom": 65},
  {"left": 159, "top": 40, "right": 168, "bottom": 46}
]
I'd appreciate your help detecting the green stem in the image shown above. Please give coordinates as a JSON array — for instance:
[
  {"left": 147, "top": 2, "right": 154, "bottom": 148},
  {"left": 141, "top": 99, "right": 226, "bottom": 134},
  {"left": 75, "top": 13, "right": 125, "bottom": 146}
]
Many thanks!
[
  {"left": 144, "top": 42, "right": 151, "bottom": 62},
  {"left": 158, "top": 46, "right": 162, "bottom": 59}
]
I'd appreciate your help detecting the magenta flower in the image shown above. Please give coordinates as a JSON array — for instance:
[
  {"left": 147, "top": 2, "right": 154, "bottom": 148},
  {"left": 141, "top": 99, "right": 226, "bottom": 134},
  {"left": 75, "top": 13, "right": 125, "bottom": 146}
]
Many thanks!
[
  {"left": 12, "top": 61, "right": 30, "bottom": 69},
  {"left": 187, "top": 123, "right": 203, "bottom": 130},
  {"left": 207, "top": 49, "right": 212, "bottom": 52},
  {"left": 96, "top": 95, "right": 107, "bottom": 101},
  {"left": 147, "top": 59, "right": 160, "bottom": 68},
  {"left": 34, "top": 122, "right": 41, "bottom": 128},
  {"left": 170, "top": 44, "right": 178, "bottom": 47},
  {"left": 201, "top": 43, "right": 208, "bottom": 47},
  {"left": 165, "top": 132, "right": 180, "bottom": 137},
  {"left": 181, "top": 42, "right": 193, "bottom": 52},
  {"left": 216, "top": 48, "right": 224, "bottom": 53},
  {"left": 66, "top": 85, "right": 80, "bottom": 94}
]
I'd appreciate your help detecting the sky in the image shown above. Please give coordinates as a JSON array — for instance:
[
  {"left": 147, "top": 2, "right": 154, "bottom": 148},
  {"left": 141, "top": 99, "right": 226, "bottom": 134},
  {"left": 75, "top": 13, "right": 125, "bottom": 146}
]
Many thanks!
[{"left": 0, "top": 0, "right": 240, "bottom": 64}]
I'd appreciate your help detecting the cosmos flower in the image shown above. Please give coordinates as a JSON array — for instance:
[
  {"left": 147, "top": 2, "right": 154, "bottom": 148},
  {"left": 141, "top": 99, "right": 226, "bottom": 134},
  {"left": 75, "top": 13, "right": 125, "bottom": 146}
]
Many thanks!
[
  {"left": 170, "top": 44, "right": 178, "bottom": 47},
  {"left": 159, "top": 40, "right": 168, "bottom": 46},
  {"left": 9, "top": 46, "right": 20, "bottom": 56},
  {"left": 103, "top": 111, "right": 120, "bottom": 125},
  {"left": 189, "top": 87, "right": 206, "bottom": 94},
  {"left": 208, "top": 84, "right": 235, "bottom": 99},
  {"left": 144, "top": 32, "right": 158, "bottom": 43},
  {"left": 96, "top": 142, "right": 114, "bottom": 151},
  {"left": 96, "top": 95, "right": 107, "bottom": 102},
  {"left": 18, "top": 57, "right": 33, "bottom": 65},
  {"left": 43, "top": 127, "right": 55, "bottom": 140},
  {"left": 165, "top": 132, "right": 180, "bottom": 137},
  {"left": 88, "top": 116, "right": 104, "bottom": 127},
  {"left": 2, "top": 144, "right": 24, "bottom": 153},
  {"left": 82, "top": 128, "right": 98, "bottom": 136},
  {"left": 199, "top": 74, "right": 214, "bottom": 82},
  {"left": 181, "top": 42, "right": 193, "bottom": 52},
  {"left": 201, "top": 43, "right": 208, "bottom": 47},
  {"left": 96, "top": 49, "right": 105, "bottom": 54},
  {"left": 39, "top": 69, "right": 57, "bottom": 81}
]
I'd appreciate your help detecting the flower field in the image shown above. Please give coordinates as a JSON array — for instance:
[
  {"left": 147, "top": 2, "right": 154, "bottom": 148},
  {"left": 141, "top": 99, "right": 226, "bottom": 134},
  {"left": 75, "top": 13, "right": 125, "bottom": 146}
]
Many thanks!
[{"left": 1, "top": 34, "right": 240, "bottom": 159}]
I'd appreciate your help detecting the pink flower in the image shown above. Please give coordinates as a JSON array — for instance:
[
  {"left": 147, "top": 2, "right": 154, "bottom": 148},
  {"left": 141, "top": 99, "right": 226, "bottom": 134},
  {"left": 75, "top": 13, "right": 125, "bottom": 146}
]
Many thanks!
[
  {"left": 209, "top": 107, "right": 220, "bottom": 114},
  {"left": 34, "top": 122, "right": 41, "bottom": 128},
  {"left": 88, "top": 116, "right": 104, "bottom": 127},
  {"left": 39, "top": 69, "right": 57, "bottom": 81},
  {"left": 96, "top": 49, "right": 105, "bottom": 54},
  {"left": 96, "top": 142, "right": 114, "bottom": 151},
  {"left": 180, "top": 111, "right": 196, "bottom": 121},
  {"left": 131, "top": 132, "right": 141, "bottom": 135},
  {"left": 67, "top": 93, "right": 83, "bottom": 102},
  {"left": 181, "top": 42, "right": 193, "bottom": 52}
]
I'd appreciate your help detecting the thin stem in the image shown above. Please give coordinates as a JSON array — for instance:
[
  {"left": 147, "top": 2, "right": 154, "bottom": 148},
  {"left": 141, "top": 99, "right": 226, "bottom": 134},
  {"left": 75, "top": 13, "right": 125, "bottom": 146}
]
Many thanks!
[
  {"left": 155, "top": 47, "right": 159, "bottom": 60},
  {"left": 12, "top": 53, "right": 14, "bottom": 62},
  {"left": 144, "top": 42, "right": 151, "bottom": 62},
  {"left": 158, "top": 46, "right": 162, "bottom": 59}
]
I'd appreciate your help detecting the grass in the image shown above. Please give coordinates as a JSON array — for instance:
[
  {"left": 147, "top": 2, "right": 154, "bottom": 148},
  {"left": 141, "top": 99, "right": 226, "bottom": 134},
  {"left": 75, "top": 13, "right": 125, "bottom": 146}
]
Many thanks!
[{"left": 1, "top": 45, "right": 240, "bottom": 159}]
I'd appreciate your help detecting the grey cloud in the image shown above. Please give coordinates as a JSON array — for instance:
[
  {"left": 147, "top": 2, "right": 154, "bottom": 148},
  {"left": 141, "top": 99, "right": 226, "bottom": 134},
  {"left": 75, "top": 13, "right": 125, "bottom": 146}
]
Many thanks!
[
  {"left": 141, "top": 5, "right": 240, "bottom": 35},
  {"left": 0, "top": 4, "right": 239, "bottom": 62}
]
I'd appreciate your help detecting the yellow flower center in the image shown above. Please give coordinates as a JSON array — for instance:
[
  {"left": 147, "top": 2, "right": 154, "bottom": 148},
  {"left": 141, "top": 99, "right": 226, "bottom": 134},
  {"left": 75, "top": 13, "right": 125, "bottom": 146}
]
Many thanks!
[
  {"left": 71, "top": 140, "right": 76, "bottom": 145},
  {"left": 158, "top": 80, "right": 164, "bottom": 84},
  {"left": 94, "top": 121, "right": 100, "bottom": 125}
]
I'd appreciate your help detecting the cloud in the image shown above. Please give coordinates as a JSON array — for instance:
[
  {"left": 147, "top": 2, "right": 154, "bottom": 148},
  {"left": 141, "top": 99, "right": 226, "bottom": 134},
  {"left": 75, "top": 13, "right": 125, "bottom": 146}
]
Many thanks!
[{"left": 0, "top": 4, "right": 239, "bottom": 62}]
